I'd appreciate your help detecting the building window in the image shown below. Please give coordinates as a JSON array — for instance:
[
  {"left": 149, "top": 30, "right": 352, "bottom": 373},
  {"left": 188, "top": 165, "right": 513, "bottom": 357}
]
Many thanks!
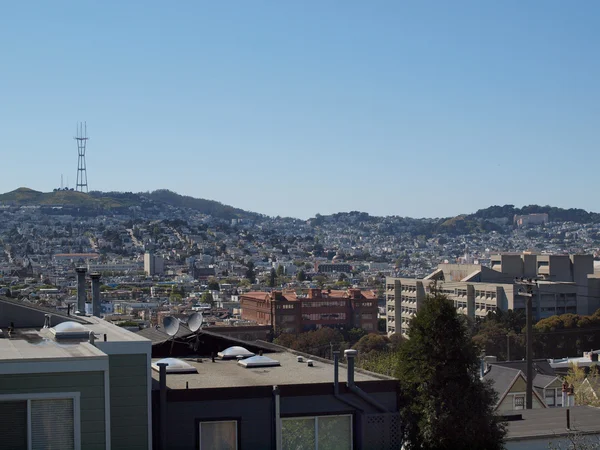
[
  {"left": 282, "top": 415, "right": 352, "bottom": 450},
  {"left": 545, "top": 389, "right": 556, "bottom": 407},
  {"left": 514, "top": 396, "right": 525, "bottom": 410},
  {"left": 361, "top": 313, "right": 373, "bottom": 320},
  {"left": 0, "top": 394, "right": 79, "bottom": 450},
  {"left": 199, "top": 420, "right": 238, "bottom": 450}
]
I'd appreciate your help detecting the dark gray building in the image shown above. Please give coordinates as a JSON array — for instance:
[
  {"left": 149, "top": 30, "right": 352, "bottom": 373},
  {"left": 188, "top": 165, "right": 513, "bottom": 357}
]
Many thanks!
[{"left": 145, "top": 329, "right": 400, "bottom": 450}]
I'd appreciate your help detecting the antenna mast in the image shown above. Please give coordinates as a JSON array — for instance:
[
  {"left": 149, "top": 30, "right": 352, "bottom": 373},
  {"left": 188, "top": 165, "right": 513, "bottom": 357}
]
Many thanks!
[{"left": 75, "top": 122, "right": 89, "bottom": 193}]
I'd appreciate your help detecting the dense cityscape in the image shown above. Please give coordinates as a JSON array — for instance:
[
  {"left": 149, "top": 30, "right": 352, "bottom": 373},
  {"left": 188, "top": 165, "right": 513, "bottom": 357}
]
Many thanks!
[{"left": 3, "top": 1, "right": 599, "bottom": 448}]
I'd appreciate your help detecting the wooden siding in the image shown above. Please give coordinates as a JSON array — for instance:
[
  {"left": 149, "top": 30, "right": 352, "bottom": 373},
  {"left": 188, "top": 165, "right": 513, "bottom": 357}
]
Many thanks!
[
  {"left": 109, "top": 354, "right": 148, "bottom": 450},
  {"left": 0, "top": 371, "right": 105, "bottom": 450}
]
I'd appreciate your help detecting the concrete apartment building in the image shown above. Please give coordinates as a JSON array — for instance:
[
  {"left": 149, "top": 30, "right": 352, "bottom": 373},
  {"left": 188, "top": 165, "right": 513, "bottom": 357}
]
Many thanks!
[
  {"left": 241, "top": 288, "right": 379, "bottom": 334},
  {"left": 386, "top": 253, "right": 597, "bottom": 336},
  {"left": 144, "top": 251, "right": 164, "bottom": 276},
  {"left": 514, "top": 213, "right": 549, "bottom": 228},
  {"left": 0, "top": 273, "right": 151, "bottom": 450}
]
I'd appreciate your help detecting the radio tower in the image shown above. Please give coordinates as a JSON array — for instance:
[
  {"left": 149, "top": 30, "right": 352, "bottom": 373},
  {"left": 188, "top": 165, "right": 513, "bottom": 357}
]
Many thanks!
[{"left": 75, "top": 122, "right": 89, "bottom": 193}]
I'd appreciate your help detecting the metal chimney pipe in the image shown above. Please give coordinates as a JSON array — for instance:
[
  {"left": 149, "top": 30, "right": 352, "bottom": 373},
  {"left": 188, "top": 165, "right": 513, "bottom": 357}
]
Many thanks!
[
  {"left": 333, "top": 351, "right": 340, "bottom": 395},
  {"left": 158, "top": 362, "right": 168, "bottom": 450},
  {"left": 75, "top": 267, "right": 87, "bottom": 314},
  {"left": 90, "top": 272, "right": 101, "bottom": 317},
  {"left": 344, "top": 349, "right": 357, "bottom": 387}
]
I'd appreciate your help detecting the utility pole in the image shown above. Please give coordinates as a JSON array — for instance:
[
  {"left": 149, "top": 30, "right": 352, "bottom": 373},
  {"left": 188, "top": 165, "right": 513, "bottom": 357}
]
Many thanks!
[{"left": 515, "top": 277, "right": 536, "bottom": 409}]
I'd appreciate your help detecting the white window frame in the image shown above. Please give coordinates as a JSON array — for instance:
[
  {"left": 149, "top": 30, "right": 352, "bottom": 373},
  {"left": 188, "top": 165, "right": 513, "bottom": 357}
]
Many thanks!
[
  {"left": 0, "top": 392, "right": 81, "bottom": 450},
  {"left": 514, "top": 395, "right": 525, "bottom": 410},
  {"left": 545, "top": 388, "right": 556, "bottom": 407},
  {"left": 281, "top": 414, "right": 353, "bottom": 450},
  {"left": 198, "top": 419, "right": 238, "bottom": 450}
]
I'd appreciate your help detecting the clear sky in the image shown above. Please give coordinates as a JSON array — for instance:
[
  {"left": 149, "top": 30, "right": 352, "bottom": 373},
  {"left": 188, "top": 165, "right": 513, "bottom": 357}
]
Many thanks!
[{"left": 1, "top": 1, "right": 598, "bottom": 219}]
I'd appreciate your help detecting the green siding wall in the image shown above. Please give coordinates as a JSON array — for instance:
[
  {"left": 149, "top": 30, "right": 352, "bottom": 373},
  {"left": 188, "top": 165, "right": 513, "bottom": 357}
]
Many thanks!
[
  {"left": 109, "top": 354, "right": 148, "bottom": 450},
  {"left": 0, "top": 371, "right": 106, "bottom": 450}
]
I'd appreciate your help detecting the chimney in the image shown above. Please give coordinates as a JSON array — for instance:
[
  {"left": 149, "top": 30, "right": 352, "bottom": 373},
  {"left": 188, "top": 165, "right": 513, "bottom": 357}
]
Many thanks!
[
  {"left": 344, "top": 349, "right": 357, "bottom": 387},
  {"left": 75, "top": 267, "right": 87, "bottom": 315},
  {"left": 308, "top": 288, "right": 322, "bottom": 299},
  {"left": 90, "top": 272, "right": 102, "bottom": 317}
]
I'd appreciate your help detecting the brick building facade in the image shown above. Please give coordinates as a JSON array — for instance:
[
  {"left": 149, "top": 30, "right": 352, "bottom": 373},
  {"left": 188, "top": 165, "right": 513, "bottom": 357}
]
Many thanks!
[{"left": 240, "top": 288, "right": 378, "bottom": 334}]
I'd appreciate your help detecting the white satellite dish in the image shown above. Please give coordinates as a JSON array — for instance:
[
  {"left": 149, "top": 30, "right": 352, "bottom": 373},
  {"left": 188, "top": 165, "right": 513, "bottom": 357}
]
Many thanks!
[
  {"left": 187, "top": 312, "right": 203, "bottom": 332},
  {"left": 163, "top": 316, "right": 180, "bottom": 337}
]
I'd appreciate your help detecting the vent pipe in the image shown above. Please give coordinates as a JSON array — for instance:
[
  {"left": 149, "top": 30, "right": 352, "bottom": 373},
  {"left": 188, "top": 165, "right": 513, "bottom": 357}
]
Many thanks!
[
  {"left": 75, "top": 267, "right": 87, "bottom": 315},
  {"left": 90, "top": 272, "right": 102, "bottom": 317},
  {"left": 344, "top": 349, "right": 357, "bottom": 387},
  {"left": 344, "top": 348, "right": 389, "bottom": 412},
  {"left": 333, "top": 351, "right": 340, "bottom": 395},
  {"left": 158, "top": 362, "right": 168, "bottom": 450}
]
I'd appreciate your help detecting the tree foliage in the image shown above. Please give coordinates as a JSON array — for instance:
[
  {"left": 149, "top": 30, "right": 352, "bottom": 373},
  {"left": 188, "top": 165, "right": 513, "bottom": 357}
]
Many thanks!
[
  {"left": 397, "top": 293, "right": 506, "bottom": 450},
  {"left": 274, "top": 327, "right": 345, "bottom": 358},
  {"left": 201, "top": 291, "right": 214, "bottom": 306}
]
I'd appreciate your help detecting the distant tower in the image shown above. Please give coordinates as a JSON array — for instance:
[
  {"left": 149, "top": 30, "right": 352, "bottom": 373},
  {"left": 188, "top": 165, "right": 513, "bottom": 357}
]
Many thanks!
[{"left": 75, "top": 122, "right": 89, "bottom": 193}]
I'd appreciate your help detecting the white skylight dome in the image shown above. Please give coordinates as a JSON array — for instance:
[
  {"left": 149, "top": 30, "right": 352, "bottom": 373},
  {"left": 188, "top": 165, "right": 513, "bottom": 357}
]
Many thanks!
[
  {"left": 237, "top": 355, "right": 280, "bottom": 368},
  {"left": 218, "top": 346, "right": 255, "bottom": 360},
  {"left": 151, "top": 358, "right": 198, "bottom": 374},
  {"left": 50, "top": 321, "right": 90, "bottom": 339}
]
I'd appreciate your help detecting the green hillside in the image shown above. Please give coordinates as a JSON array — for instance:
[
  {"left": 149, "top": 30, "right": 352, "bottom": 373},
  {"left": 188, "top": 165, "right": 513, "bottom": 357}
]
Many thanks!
[
  {"left": 0, "top": 187, "right": 259, "bottom": 219},
  {"left": 0, "top": 188, "right": 125, "bottom": 208}
]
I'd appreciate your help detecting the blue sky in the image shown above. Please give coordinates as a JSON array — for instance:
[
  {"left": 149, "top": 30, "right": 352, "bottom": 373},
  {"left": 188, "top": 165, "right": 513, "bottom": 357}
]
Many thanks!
[{"left": 1, "top": 1, "right": 598, "bottom": 219}]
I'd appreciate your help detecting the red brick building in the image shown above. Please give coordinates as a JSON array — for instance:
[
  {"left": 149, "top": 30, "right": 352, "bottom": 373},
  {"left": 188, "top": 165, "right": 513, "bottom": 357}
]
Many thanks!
[{"left": 240, "top": 288, "right": 378, "bottom": 334}]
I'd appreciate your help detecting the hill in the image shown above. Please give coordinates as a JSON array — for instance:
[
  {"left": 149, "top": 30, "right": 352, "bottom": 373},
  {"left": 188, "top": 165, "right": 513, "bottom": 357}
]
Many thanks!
[
  {"left": 470, "top": 204, "right": 600, "bottom": 224},
  {"left": 0, "top": 188, "right": 125, "bottom": 209},
  {"left": 0, "top": 187, "right": 260, "bottom": 220}
]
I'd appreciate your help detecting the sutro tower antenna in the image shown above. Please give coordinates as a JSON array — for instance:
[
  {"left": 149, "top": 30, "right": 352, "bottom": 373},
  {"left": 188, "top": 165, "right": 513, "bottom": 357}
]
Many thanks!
[{"left": 75, "top": 122, "right": 89, "bottom": 193}]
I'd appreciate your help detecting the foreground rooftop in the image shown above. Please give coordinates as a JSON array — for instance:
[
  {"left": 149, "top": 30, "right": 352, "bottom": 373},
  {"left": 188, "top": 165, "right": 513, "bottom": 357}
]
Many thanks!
[
  {"left": 506, "top": 406, "right": 600, "bottom": 441},
  {"left": 151, "top": 348, "right": 391, "bottom": 390}
]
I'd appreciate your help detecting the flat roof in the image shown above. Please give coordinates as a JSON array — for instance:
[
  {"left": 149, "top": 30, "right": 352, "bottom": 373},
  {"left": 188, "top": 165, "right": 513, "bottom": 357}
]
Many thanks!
[
  {"left": 0, "top": 315, "right": 150, "bottom": 362},
  {"left": 0, "top": 337, "right": 105, "bottom": 361},
  {"left": 505, "top": 406, "right": 600, "bottom": 441},
  {"left": 152, "top": 350, "right": 392, "bottom": 390}
]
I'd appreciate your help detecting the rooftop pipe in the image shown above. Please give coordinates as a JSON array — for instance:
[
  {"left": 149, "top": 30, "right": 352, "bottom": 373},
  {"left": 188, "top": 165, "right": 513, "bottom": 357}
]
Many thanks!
[
  {"left": 344, "top": 349, "right": 389, "bottom": 413},
  {"left": 90, "top": 272, "right": 102, "bottom": 317},
  {"left": 75, "top": 267, "right": 87, "bottom": 315}
]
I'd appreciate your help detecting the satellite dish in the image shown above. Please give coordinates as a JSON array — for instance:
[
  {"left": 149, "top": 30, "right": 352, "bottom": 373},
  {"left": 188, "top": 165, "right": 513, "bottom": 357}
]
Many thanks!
[
  {"left": 163, "top": 316, "right": 180, "bottom": 337},
  {"left": 188, "top": 312, "right": 203, "bottom": 332}
]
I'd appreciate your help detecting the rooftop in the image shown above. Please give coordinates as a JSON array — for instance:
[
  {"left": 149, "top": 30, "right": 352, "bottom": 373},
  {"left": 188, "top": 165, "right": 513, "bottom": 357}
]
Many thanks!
[
  {"left": 505, "top": 406, "right": 600, "bottom": 441},
  {"left": 151, "top": 349, "right": 391, "bottom": 390},
  {"left": 0, "top": 315, "right": 150, "bottom": 362}
]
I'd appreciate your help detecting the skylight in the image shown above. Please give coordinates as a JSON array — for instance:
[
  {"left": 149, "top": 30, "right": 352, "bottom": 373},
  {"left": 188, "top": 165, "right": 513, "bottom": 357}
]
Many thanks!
[
  {"left": 237, "top": 355, "right": 280, "bottom": 368},
  {"left": 151, "top": 358, "right": 198, "bottom": 374},
  {"left": 50, "top": 321, "right": 90, "bottom": 339},
  {"left": 218, "top": 346, "right": 255, "bottom": 360}
]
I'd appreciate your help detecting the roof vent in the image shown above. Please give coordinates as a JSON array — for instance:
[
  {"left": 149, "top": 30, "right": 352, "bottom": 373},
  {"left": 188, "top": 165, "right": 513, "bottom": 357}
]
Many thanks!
[
  {"left": 151, "top": 358, "right": 198, "bottom": 374},
  {"left": 50, "top": 321, "right": 90, "bottom": 339},
  {"left": 297, "top": 356, "right": 304, "bottom": 363},
  {"left": 218, "top": 346, "right": 255, "bottom": 360},
  {"left": 238, "top": 355, "right": 280, "bottom": 368}
]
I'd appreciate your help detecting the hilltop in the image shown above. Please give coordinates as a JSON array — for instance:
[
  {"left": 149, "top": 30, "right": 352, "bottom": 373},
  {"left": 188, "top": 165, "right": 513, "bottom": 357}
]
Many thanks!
[{"left": 0, "top": 187, "right": 260, "bottom": 220}]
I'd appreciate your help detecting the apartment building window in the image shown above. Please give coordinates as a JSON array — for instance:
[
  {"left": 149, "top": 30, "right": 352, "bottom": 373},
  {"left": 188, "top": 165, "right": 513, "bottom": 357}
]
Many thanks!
[
  {"left": 363, "top": 323, "right": 374, "bottom": 330},
  {"left": 0, "top": 393, "right": 80, "bottom": 450},
  {"left": 362, "top": 313, "right": 373, "bottom": 320},
  {"left": 198, "top": 420, "right": 238, "bottom": 450},
  {"left": 282, "top": 414, "right": 352, "bottom": 450}
]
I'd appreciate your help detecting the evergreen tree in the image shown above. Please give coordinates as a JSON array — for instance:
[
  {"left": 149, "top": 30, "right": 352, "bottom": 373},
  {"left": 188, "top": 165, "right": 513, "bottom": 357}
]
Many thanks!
[{"left": 396, "top": 292, "right": 506, "bottom": 450}]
